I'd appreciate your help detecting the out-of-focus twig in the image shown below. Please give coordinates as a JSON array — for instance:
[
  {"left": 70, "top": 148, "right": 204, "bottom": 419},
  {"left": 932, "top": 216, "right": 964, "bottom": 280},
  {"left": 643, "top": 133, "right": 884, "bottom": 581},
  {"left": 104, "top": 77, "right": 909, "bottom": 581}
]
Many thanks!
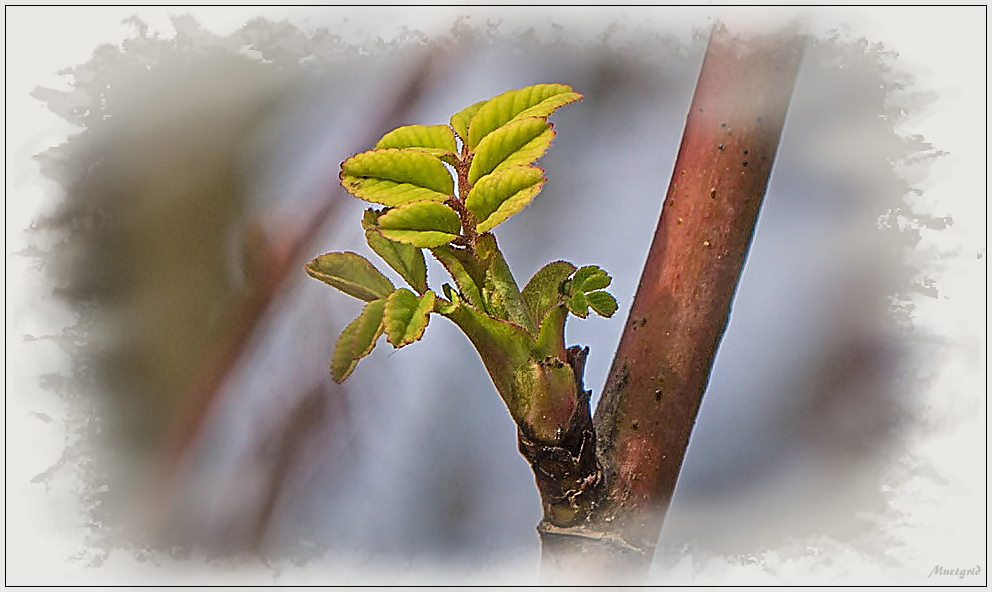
[
  {"left": 248, "top": 385, "right": 330, "bottom": 555},
  {"left": 150, "top": 48, "right": 458, "bottom": 535}
]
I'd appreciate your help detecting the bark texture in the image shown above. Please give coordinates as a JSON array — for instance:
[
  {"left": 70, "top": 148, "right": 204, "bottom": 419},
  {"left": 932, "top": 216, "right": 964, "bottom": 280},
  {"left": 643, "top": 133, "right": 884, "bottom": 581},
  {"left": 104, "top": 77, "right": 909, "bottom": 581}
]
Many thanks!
[
  {"left": 539, "top": 25, "right": 806, "bottom": 582},
  {"left": 517, "top": 346, "right": 601, "bottom": 527}
]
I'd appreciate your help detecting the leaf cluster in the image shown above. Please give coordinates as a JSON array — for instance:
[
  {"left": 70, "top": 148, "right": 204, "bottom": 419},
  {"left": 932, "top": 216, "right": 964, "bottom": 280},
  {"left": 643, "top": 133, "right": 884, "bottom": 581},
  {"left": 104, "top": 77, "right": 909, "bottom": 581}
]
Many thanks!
[
  {"left": 307, "top": 84, "right": 618, "bottom": 384},
  {"left": 340, "top": 83, "right": 580, "bottom": 246}
]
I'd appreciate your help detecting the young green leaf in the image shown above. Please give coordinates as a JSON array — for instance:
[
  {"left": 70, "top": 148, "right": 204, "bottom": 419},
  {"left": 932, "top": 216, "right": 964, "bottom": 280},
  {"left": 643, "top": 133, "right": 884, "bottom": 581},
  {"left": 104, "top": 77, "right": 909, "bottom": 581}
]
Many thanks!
[
  {"left": 435, "top": 284, "right": 458, "bottom": 315},
  {"left": 375, "top": 124, "right": 457, "bottom": 158},
  {"left": 450, "top": 99, "right": 487, "bottom": 144},
  {"left": 580, "top": 271, "right": 612, "bottom": 292},
  {"left": 515, "top": 89, "right": 583, "bottom": 121},
  {"left": 586, "top": 290, "right": 618, "bottom": 318},
  {"left": 572, "top": 265, "right": 613, "bottom": 292},
  {"left": 571, "top": 265, "right": 599, "bottom": 291},
  {"left": 468, "top": 118, "right": 553, "bottom": 186},
  {"left": 533, "top": 305, "right": 568, "bottom": 360},
  {"left": 377, "top": 201, "right": 462, "bottom": 248},
  {"left": 363, "top": 209, "right": 428, "bottom": 294},
  {"left": 431, "top": 245, "right": 485, "bottom": 310},
  {"left": 466, "top": 165, "right": 546, "bottom": 233},
  {"left": 384, "top": 288, "right": 435, "bottom": 347},
  {"left": 341, "top": 149, "right": 454, "bottom": 206},
  {"left": 571, "top": 265, "right": 611, "bottom": 294},
  {"left": 562, "top": 264, "right": 617, "bottom": 319},
  {"left": 330, "top": 298, "right": 387, "bottom": 383},
  {"left": 330, "top": 343, "right": 360, "bottom": 384},
  {"left": 306, "top": 252, "right": 395, "bottom": 301},
  {"left": 566, "top": 292, "right": 589, "bottom": 318},
  {"left": 494, "top": 128, "right": 555, "bottom": 173},
  {"left": 480, "top": 235, "right": 536, "bottom": 334},
  {"left": 522, "top": 260, "right": 577, "bottom": 328},
  {"left": 467, "top": 84, "right": 581, "bottom": 150}
]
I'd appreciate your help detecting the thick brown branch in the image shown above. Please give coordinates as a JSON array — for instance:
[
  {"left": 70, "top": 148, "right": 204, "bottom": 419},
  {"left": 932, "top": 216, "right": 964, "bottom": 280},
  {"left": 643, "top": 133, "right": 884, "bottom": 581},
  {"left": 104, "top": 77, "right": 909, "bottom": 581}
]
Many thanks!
[{"left": 540, "top": 24, "right": 805, "bottom": 582}]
